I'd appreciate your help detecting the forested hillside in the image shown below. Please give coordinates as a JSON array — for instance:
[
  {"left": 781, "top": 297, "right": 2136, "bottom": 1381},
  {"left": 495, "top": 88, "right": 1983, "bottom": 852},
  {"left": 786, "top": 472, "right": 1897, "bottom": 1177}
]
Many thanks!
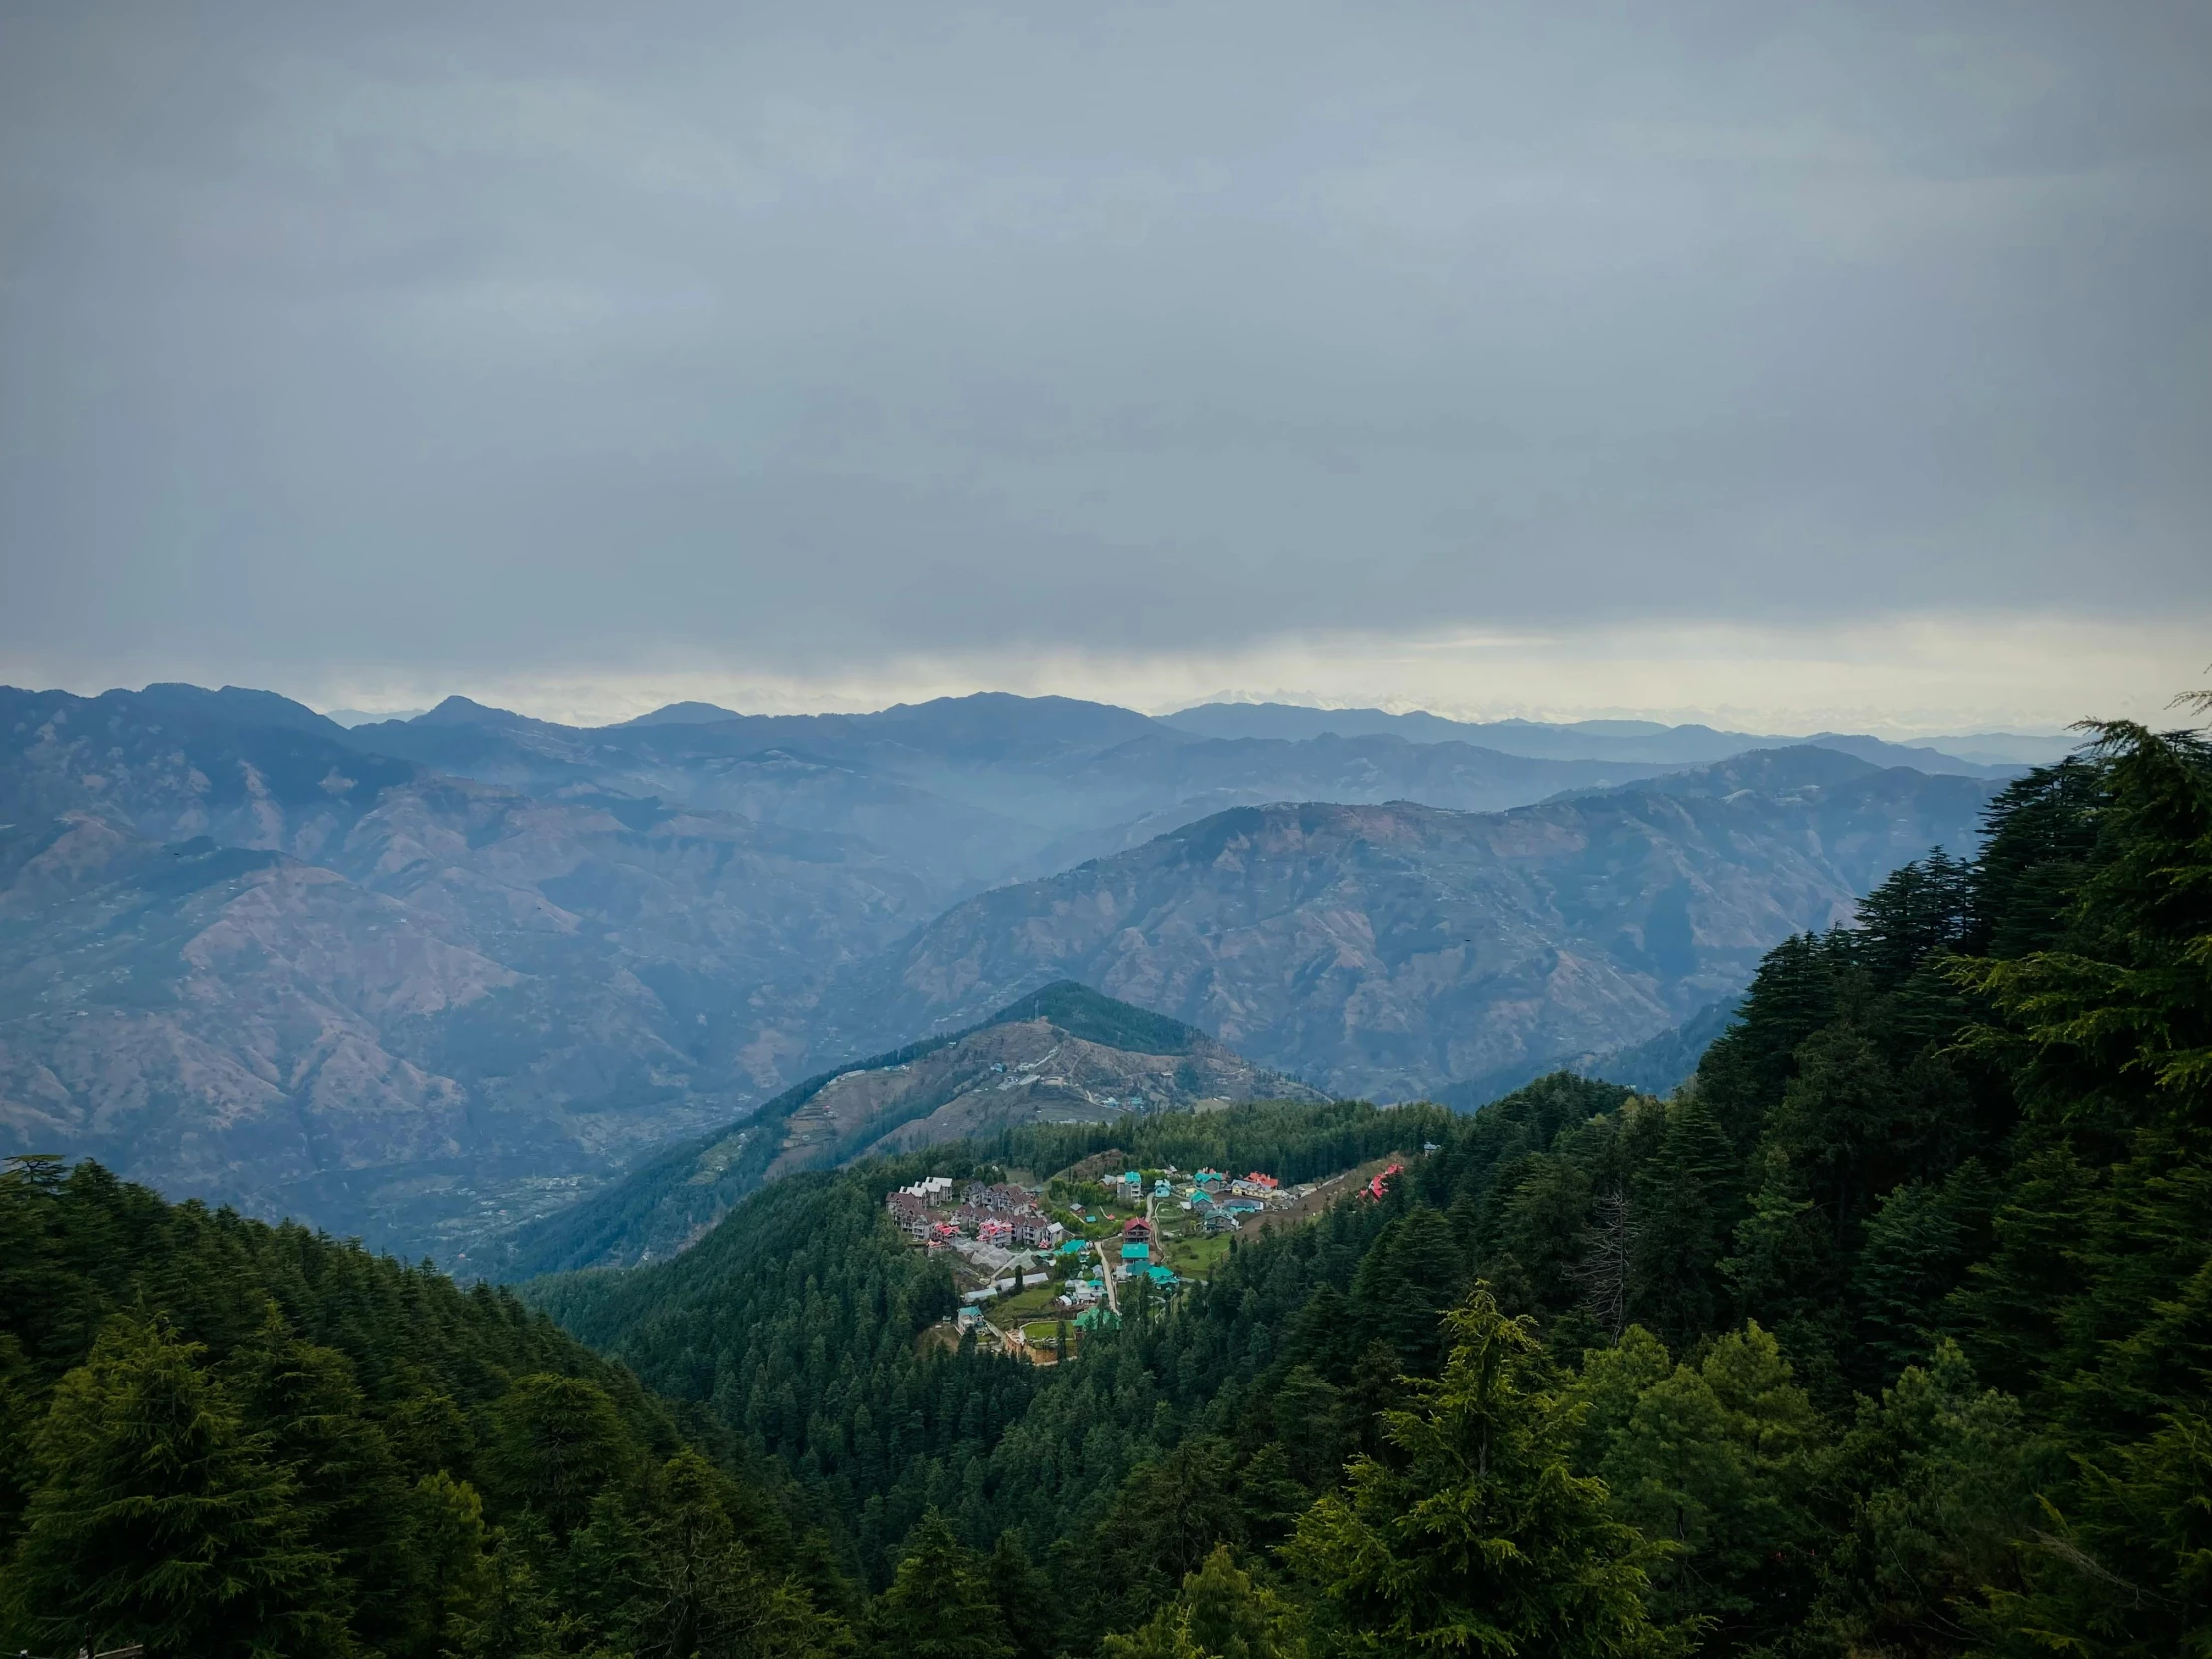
[
  {"left": 0, "top": 1157, "right": 857, "bottom": 1658},
  {"left": 493, "top": 982, "right": 1326, "bottom": 1278},
  {"left": 528, "top": 716, "right": 2212, "bottom": 1658}
]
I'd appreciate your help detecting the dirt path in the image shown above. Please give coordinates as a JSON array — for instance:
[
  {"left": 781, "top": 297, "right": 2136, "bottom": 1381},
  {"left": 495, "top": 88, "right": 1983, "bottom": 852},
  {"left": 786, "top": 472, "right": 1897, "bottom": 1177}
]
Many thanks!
[{"left": 1093, "top": 1235, "right": 1121, "bottom": 1315}]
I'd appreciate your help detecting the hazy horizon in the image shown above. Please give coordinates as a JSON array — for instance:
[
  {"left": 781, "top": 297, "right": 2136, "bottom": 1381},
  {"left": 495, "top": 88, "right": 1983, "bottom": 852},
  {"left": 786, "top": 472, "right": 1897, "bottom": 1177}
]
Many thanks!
[{"left": 4, "top": 1, "right": 2207, "bottom": 733}]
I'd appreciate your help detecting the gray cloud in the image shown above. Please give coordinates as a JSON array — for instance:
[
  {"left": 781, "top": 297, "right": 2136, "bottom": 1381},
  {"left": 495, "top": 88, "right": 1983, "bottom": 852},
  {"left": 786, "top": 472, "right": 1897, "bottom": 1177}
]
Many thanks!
[{"left": 2, "top": 0, "right": 2207, "bottom": 692}]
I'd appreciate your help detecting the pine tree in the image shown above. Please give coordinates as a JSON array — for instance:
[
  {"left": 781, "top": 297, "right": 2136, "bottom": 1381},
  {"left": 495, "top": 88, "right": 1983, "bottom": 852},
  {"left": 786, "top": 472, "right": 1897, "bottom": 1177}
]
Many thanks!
[
  {"left": 1805, "top": 1341, "right": 2034, "bottom": 1655},
  {"left": 1851, "top": 1161, "right": 1996, "bottom": 1381},
  {"left": 1587, "top": 1324, "right": 1826, "bottom": 1647},
  {"left": 230, "top": 1305, "right": 414, "bottom": 1649},
  {"left": 1628, "top": 1099, "right": 1741, "bottom": 1346},
  {"left": 404, "top": 1469, "right": 495, "bottom": 1658},
  {"left": 1286, "top": 1285, "right": 1687, "bottom": 1659},
  {"left": 869, "top": 1509, "right": 1015, "bottom": 1659},
  {"left": 1349, "top": 1208, "right": 1467, "bottom": 1376},
  {"left": 482, "top": 1372, "right": 642, "bottom": 1536},
  {"left": 988, "top": 1529, "right": 1057, "bottom": 1659},
  {"left": 1102, "top": 1545, "right": 1307, "bottom": 1659},
  {"left": 4, "top": 1316, "right": 351, "bottom": 1659}
]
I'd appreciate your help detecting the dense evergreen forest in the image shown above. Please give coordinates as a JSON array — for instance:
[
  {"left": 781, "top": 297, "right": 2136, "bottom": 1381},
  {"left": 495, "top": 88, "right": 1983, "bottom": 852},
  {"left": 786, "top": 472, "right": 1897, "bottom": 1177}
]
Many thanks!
[
  {"left": 532, "top": 717, "right": 2212, "bottom": 1657},
  {"left": 0, "top": 1160, "right": 858, "bottom": 1657},
  {"left": 5, "top": 714, "right": 2208, "bottom": 1657}
]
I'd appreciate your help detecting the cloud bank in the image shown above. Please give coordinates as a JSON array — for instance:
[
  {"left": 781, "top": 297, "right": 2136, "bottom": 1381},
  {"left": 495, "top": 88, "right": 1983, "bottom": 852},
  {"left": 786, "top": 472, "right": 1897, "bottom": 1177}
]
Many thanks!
[{"left": 2, "top": 1, "right": 2206, "bottom": 727}]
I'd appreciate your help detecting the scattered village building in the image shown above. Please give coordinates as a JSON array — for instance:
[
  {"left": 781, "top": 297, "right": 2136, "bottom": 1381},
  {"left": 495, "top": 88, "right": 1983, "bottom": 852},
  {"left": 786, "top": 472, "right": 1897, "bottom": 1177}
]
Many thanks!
[
  {"left": 966, "top": 1180, "right": 1035, "bottom": 1214},
  {"left": 886, "top": 1191, "right": 932, "bottom": 1237},
  {"left": 1363, "top": 1163, "right": 1405, "bottom": 1201}
]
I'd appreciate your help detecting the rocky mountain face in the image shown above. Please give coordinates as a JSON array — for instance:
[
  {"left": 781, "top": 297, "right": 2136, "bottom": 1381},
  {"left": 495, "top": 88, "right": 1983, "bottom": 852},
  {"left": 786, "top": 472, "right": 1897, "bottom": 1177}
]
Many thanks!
[
  {"left": 0, "top": 687, "right": 939, "bottom": 1257},
  {"left": 813, "top": 748, "right": 1998, "bottom": 1102},
  {"left": 489, "top": 980, "right": 1318, "bottom": 1276}
]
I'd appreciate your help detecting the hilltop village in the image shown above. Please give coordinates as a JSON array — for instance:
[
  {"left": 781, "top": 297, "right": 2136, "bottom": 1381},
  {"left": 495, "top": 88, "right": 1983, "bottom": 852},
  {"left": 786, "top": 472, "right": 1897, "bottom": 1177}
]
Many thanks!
[{"left": 885, "top": 1157, "right": 1395, "bottom": 1361}]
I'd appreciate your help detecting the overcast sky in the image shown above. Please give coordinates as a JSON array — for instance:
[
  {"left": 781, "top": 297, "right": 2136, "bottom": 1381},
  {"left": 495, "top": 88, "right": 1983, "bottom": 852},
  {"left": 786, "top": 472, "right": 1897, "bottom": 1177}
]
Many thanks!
[{"left": 2, "top": 0, "right": 2206, "bottom": 732}]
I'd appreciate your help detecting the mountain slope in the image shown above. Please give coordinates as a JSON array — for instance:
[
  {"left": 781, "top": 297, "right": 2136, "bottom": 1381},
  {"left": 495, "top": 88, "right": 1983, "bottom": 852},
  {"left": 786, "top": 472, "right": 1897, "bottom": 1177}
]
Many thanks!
[
  {"left": 1435, "top": 992, "right": 1746, "bottom": 1107},
  {"left": 0, "top": 689, "right": 942, "bottom": 1259},
  {"left": 493, "top": 980, "right": 1321, "bottom": 1276},
  {"left": 812, "top": 748, "right": 1997, "bottom": 1101}
]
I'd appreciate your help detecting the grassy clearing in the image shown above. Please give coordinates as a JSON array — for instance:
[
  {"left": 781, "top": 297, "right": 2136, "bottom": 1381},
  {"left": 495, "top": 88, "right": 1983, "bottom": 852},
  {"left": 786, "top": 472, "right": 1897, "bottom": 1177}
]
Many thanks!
[
  {"left": 993, "top": 1281, "right": 1063, "bottom": 1321},
  {"left": 1165, "top": 1231, "right": 1232, "bottom": 1277}
]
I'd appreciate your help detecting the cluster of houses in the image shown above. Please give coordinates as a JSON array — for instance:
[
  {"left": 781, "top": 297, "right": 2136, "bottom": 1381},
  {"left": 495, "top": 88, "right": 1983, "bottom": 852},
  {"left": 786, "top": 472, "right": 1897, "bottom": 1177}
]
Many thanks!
[
  {"left": 1165, "top": 1166, "right": 1291, "bottom": 1233},
  {"left": 886, "top": 1176, "right": 1068, "bottom": 1252}
]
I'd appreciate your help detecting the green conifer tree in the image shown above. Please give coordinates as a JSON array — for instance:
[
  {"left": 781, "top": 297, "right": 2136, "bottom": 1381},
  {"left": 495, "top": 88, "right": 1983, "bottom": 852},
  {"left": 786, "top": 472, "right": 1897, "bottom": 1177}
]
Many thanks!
[
  {"left": 483, "top": 1372, "right": 641, "bottom": 1536},
  {"left": 1102, "top": 1544, "right": 1307, "bottom": 1659},
  {"left": 869, "top": 1509, "right": 1015, "bottom": 1659},
  {"left": 4, "top": 1316, "right": 350, "bottom": 1659},
  {"left": 1286, "top": 1285, "right": 1687, "bottom": 1659}
]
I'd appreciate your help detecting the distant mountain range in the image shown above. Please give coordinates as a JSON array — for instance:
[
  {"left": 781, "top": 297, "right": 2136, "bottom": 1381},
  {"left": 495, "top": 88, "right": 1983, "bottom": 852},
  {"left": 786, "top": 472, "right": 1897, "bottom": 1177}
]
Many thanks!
[
  {"left": 488, "top": 979, "right": 1320, "bottom": 1277},
  {"left": 333, "top": 691, "right": 1686, "bottom": 899},
  {"left": 0, "top": 679, "right": 2029, "bottom": 1261},
  {"left": 1164, "top": 701, "right": 2059, "bottom": 774}
]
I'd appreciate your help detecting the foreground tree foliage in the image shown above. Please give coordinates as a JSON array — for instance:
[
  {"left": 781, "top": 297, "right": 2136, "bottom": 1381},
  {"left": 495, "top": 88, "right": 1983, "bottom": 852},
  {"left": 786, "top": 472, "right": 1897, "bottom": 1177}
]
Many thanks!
[
  {"left": 8, "top": 712, "right": 2211, "bottom": 1657},
  {"left": 0, "top": 1158, "right": 855, "bottom": 1657},
  {"left": 1287, "top": 1288, "right": 1682, "bottom": 1659}
]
